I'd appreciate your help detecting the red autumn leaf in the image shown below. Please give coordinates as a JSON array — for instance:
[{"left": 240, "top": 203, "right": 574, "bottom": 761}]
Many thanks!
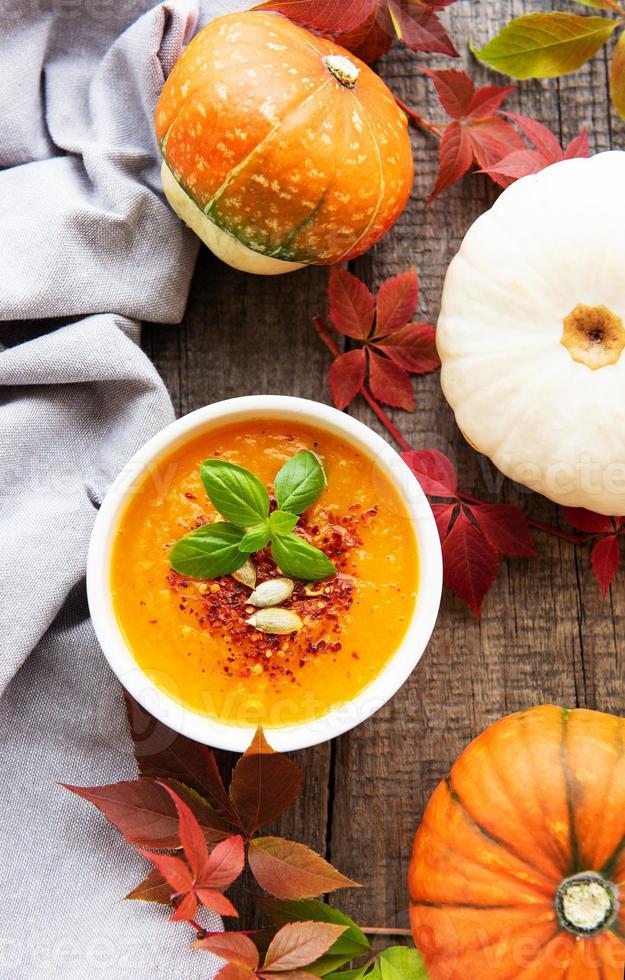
[
  {"left": 561, "top": 507, "right": 614, "bottom": 533},
  {"left": 126, "top": 868, "right": 172, "bottom": 905},
  {"left": 428, "top": 120, "right": 473, "bottom": 201},
  {"left": 431, "top": 502, "right": 457, "bottom": 541},
  {"left": 472, "top": 503, "right": 537, "bottom": 558},
  {"left": 216, "top": 966, "right": 257, "bottom": 980},
  {"left": 466, "top": 117, "right": 526, "bottom": 181},
  {"left": 124, "top": 693, "right": 239, "bottom": 829},
  {"left": 374, "top": 322, "right": 440, "bottom": 373},
  {"left": 262, "top": 921, "right": 348, "bottom": 973},
  {"left": 401, "top": 449, "right": 458, "bottom": 497},
  {"left": 328, "top": 267, "right": 374, "bottom": 340},
  {"left": 248, "top": 837, "right": 359, "bottom": 900},
  {"left": 194, "top": 932, "right": 260, "bottom": 968},
  {"left": 252, "top": 0, "right": 377, "bottom": 35},
  {"left": 591, "top": 535, "right": 620, "bottom": 599},
  {"left": 466, "top": 85, "right": 517, "bottom": 121},
  {"left": 368, "top": 349, "right": 415, "bottom": 410},
  {"left": 388, "top": 0, "right": 458, "bottom": 57},
  {"left": 63, "top": 778, "right": 203, "bottom": 849},
  {"left": 481, "top": 114, "right": 591, "bottom": 181},
  {"left": 332, "top": 5, "right": 394, "bottom": 63},
  {"left": 159, "top": 783, "right": 245, "bottom": 888},
  {"left": 229, "top": 728, "right": 303, "bottom": 836},
  {"left": 140, "top": 785, "right": 244, "bottom": 922},
  {"left": 375, "top": 267, "right": 419, "bottom": 336},
  {"left": 261, "top": 973, "right": 318, "bottom": 979},
  {"left": 564, "top": 130, "right": 591, "bottom": 159},
  {"left": 421, "top": 68, "right": 474, "bottom": 119},
  {"left": 328, "top": 349, "right": 366, "bottom": 410},
  {"left": 442, "top": 508, "right": 499, "bottom": 617}
]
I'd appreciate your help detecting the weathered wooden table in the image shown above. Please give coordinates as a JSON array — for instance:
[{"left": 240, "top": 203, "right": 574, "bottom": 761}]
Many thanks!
[{"left": 143, "top": 1, "right": 624, "bottom": 936}]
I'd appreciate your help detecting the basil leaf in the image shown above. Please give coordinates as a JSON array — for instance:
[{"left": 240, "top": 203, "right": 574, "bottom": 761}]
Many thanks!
[
  {"left": 200, "top": 459, "right": 270, "bottom": 528},
  {"left": 269, "top": 509, "right": 298, "bottom": 537},
  {"left": 271, "top": 533, "right": 335, "bottom": 581},
  {"left": 240, "top": 522, "right": 271, "bottom": 553},
  {"left": 169, "top": 522, "right": 246, "bottom": 579},
  {"left": 274, "top": 450, "right": 327, "bottom": 515}
]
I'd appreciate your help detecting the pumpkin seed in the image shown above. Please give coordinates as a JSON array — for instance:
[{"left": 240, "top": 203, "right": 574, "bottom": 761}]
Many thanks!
[
  {"left": 246, "top": 609, "right": 303, "bottom": 635},
  {"left": 232, "top": 559, "right": 256, "bottom": 589},
  {"left": 248, "top": 577, "right": 294, "bottom": 608}
]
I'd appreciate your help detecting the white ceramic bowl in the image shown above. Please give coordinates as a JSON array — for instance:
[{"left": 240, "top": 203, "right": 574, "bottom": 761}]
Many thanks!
[{"left": 87, "top": 396, "right": 442, "bottom": 753}]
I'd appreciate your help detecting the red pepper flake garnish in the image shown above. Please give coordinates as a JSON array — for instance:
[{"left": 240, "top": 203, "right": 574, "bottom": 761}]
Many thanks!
[{"left": 166, "top": 504, "right": 378, "bottom": 688}]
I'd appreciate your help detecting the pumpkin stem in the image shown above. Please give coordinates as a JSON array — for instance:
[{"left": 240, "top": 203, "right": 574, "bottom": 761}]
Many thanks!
[
  {"left": 556, "top": 872, "right": 618, "bottom": 937},
  {"left": 323, "top": 55, "right": 360, "bottom": 89},
  {"left": 561, "top": 304, "right": 625, "bottom": 370}
]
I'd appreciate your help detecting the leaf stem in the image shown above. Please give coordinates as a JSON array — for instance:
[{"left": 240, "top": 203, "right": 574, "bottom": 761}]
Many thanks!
[
  {"left": 361, "top": 927, "right": 413, "bottom": 936},
  {"left": 314, "top": 317, "right": 412, "bottom": 452},
  {"left": 394, "top": 95, "right": 443, "bottom": 139},
  {"left": 459, "top": 492, "right": 589, "bottom": 544}
]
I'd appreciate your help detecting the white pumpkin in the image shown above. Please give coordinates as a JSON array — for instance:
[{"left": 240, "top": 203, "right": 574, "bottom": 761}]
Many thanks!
[{"left": 437, "top": 150, "right": 625, "bottom": 516}]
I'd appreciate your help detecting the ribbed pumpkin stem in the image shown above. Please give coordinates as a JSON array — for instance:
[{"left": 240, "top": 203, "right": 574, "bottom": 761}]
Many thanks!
[
  {"left": 556, "top": 872, "right": 618, "bottom": 937},
  {"left": 323, "top": 55, "right": 360, "bottom": 88}
]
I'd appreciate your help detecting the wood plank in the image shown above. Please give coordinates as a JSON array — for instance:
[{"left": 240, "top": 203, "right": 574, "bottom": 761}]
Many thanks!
[
  {"left": 143, "top": 0, "right": 625, "bottom": 939},
  {"left": 329, "top": 0, "right": 624, "bottom": 932}
]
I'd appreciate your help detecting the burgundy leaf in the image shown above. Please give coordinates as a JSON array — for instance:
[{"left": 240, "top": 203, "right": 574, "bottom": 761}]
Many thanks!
[
  {"left": 374, "top": 322, "right": 440, "bottom": 373},
  {"left": 591, "top": 535, "right": 620, "bottom": 599},
  {"left": 429, "top": 121, "right": 474, "bottom": 201},
  {"left": 442, "top": 508, "right": 500, "bottom": 617},
  {"left": 388, "top": 0, "right": 459, "bottom": 57},
  {"left": 401, "top": 449, "right": 458, "bottom": 497},
  {"left": 421, "top": 68, "right": 474, "bottom": 120},
  {"left": 252, "top": 0, "right": 377, "bottom": 35},
  {"left": 561, "top": 507, "right": 613, "bottom": 533},
  {"left": 467, "top": 117, "right": 526, "bottom": 186},
  {"left": 466, "top": 84, "right": 516, "bottom": 121},
  {"left": 229, "top": 729, "right": 303, "bottom": 836},
  {"left": 472, "top": 503, "right": 537, "bottom": 558},
  {"left": 503, "top": 112, "right": 563, "bottom": 162},
  {"left": 328, "top": 267, "right": 374, "bottom": 340},
  {"left": 334, "top": 6, "right": 394, "bottom": 64},
  {"left": 368, "top": 349, "right": 415, "bottom": 410},
  {"left": 328, "top": 349, "right": 366, "bottom": 410},
  {"left": 64, "top": 779, "right": 186, "bottom": 849},
  {"left": 431, "top": 502, "right": 457, "bottom": 541},
  {"left": 375, "top": 267, "right": 419, "bottom": 336},
  {"left": 481, "top": 149, "right": 546, "bottom": 180},
  {"left": 124, "top": 693, "right": 237, "bottom": 829}
]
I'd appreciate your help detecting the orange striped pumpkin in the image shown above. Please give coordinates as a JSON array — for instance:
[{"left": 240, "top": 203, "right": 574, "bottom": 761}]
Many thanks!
[
  {"left": 409, "top": 705, "right": 625, "bottom": 978},
  {"left": 155, "top": 11, "right": 413, "bottom": 275}
]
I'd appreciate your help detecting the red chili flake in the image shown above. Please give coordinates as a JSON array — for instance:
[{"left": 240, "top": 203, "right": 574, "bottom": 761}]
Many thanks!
[{"left": 184, "top": 492, "right": 197, "bottom": 500}]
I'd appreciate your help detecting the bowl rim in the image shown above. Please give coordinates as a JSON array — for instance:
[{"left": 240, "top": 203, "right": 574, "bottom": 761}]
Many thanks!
[{"left": 87, "top": 395, "right": 442, "bottom": 752}]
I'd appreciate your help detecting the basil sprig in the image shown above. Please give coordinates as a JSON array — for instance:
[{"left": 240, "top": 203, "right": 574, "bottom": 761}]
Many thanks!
[{"left": 169, "top": 450, "right": 335, "bottom": 582}]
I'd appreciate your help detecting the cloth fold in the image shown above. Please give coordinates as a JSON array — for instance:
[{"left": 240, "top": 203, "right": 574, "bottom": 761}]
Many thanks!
[{"left": 0, "top": 1, "right": 248, "bottom": 975}]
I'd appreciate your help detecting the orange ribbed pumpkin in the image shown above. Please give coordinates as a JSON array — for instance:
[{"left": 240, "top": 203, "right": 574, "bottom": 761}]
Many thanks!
[
  {"left": 154, "top": 11, "right": 413, "bottom": 276},
  {"left": 409, "top": 706, "right": 625, "bottom": 979}
]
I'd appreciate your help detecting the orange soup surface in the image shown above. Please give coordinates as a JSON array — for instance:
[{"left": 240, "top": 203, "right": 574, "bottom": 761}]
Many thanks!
[{"left": 111, "top": 421, "right": 419, "bottom": 728}]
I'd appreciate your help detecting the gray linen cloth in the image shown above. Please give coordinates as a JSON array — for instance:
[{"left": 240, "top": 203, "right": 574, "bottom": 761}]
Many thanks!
[{"left": 0, "top": 1, "right": 247, "bottom": 976}]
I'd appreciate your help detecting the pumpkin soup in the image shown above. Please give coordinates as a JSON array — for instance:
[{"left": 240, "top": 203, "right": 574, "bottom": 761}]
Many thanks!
[{"left": 111, "top": 420, "right": 418, "bottom": 727}]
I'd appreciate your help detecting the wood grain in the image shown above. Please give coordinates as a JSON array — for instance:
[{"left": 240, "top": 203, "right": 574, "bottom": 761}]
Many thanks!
[{"left": 143, "top": 0, "right": 625, "bottom": 937}]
